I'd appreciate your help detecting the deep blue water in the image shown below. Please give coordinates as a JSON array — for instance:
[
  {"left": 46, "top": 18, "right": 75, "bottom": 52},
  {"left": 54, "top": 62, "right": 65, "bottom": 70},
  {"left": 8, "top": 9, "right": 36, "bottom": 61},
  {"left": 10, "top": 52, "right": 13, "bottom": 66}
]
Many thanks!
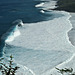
[
  {"left": 0, "top": 0, "right": 51, "bottom": 36},
  {"left": 0, "top": 0, "right": 52, "bottom": 56}
]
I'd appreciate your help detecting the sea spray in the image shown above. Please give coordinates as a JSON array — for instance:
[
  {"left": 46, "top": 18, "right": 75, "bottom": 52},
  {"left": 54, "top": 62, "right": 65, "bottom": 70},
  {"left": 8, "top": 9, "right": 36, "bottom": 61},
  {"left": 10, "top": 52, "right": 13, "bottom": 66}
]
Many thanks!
[
  {"left": 1, "top": 19, "right": 24, "bottom": 43},
  {"left": 0, "top": 20, "right": 24, "bottom": 57}
]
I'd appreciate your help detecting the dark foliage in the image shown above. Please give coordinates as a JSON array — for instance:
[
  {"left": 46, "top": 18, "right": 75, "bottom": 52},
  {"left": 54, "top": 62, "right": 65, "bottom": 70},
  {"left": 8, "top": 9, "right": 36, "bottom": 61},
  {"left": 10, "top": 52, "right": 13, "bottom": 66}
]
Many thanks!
[
  {"left": 53, "top": 0, "right": 75, "bottom": 12},
  {"left": 0, "top": 55, "right": 19, "bottom": 75},
  {"left": 56, "top": 67, "right": 75, "bottom": 75}
]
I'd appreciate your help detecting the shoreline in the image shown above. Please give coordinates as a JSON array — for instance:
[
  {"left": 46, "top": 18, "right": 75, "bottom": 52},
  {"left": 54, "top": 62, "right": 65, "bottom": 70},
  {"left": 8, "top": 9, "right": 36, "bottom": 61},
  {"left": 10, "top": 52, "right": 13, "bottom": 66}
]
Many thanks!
[
  {"left": 68, "top": 13, "right": 75, "bottom": 46},
  {"left": 50, "top": 0, "right": 75, "bottom": 47}
]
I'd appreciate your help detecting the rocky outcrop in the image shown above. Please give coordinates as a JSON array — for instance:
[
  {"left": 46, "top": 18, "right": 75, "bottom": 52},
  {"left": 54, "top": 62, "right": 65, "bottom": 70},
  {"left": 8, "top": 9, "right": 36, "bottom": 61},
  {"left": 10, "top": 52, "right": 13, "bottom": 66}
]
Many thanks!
[{"left": 54, "top": 0, "right": 75, "bottom": 12}]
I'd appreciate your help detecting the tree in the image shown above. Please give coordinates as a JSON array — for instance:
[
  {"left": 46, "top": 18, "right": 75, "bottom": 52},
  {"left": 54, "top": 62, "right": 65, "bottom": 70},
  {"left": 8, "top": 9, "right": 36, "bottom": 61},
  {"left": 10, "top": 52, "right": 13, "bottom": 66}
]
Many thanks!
[
  {"left": 56, "top": 67, "right": 75, "bottom": 75},
  {"left": 0, "top": 55, "right": 19, "bottom": 75}
]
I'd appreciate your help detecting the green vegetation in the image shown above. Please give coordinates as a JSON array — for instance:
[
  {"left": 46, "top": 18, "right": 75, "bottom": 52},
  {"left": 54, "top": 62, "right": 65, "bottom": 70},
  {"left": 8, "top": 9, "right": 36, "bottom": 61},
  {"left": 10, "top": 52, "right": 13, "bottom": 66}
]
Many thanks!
[{"left": 0, "top": 55, "right": 19, "bottom": 75}]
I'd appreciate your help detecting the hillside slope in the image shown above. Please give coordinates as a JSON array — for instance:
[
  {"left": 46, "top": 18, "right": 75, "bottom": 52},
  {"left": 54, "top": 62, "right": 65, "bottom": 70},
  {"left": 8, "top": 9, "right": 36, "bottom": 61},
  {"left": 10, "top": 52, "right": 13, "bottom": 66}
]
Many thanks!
[{"left": 54, "top": 0, "right": 75, "bottom": 12}]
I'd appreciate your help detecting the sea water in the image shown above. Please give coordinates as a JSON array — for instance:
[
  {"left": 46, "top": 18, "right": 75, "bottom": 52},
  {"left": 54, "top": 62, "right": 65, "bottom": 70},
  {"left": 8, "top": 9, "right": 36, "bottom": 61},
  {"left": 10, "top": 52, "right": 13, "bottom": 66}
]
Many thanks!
[
  {"left": 1, "top": 0, "right": 75, "bottom": 75},
  {"left": 0, "top": 0, "right": 53, "bottom": 56},
  {"left": 0, "top": 0, "right": 51, "bottom": 36}
]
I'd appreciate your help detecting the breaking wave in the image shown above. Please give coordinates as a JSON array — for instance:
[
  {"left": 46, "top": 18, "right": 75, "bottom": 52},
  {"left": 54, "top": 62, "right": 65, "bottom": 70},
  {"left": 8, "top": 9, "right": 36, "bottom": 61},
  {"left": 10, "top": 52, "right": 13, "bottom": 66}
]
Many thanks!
[{"left": 1, "top": 0, "right": 75, "bottom": 75}]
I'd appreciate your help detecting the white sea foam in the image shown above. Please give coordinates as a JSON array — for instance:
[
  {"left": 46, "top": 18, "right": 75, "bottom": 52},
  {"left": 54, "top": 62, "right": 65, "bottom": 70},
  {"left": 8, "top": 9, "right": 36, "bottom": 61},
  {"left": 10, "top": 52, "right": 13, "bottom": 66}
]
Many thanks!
[
  {"left": 1, "top": 26, "right": 20, "bottom": 43},
  {"left": 13, "top": 19, "right": 24, "bottom": 26},
  {"left": 3, "top": 10, "right": 75, "bottom": 75},
  {"left": 3, "top": 47, "right": 72, "bottom": 75},
  {"left": 42, "top": 0, "right": 57, "bottom": 10},
  {"left": 6, "top": 11, "right": 75, "bottom": 52},
  {"left": 35, "top": 0, "right": 57, "bottom": 10},
  {"left": 35, "top": 3, "right": 45, "bottom": 7},
  {"left": 68, "top": 13, "right": 75, "bottom": 46},
  {"left": 1, "top": 0, "right": 75, "bottom": 75},
  {"left": 40, "top": 10, "right": 45, "bottom": 13},
  {"left": 1, "top": 20, "right": 24, "bottom": 43}
]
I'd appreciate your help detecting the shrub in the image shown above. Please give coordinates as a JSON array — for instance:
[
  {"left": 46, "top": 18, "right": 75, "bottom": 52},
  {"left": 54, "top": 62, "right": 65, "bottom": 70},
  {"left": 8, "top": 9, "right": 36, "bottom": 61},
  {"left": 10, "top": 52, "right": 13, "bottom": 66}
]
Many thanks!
[
  {"left": 0, "top": 55, "right": 19, "bottom": 75},
  {"left": 56, "top": 67, "right": 75, "bottom": 75}
]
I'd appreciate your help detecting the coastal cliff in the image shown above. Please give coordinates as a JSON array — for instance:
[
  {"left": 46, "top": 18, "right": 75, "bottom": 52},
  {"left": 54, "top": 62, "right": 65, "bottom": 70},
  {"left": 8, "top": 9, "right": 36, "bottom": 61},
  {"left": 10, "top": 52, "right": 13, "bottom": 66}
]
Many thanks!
[{"left": 54, "top": 0, "right": 75, "bottom": 12}]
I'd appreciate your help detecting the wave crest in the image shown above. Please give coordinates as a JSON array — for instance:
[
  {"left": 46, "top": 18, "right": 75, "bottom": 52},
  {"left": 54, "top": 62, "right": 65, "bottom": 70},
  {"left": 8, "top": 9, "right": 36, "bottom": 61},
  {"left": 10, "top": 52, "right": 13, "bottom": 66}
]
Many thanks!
[{"left": 1, "top": 19, "right": 24, "bottom": 43}]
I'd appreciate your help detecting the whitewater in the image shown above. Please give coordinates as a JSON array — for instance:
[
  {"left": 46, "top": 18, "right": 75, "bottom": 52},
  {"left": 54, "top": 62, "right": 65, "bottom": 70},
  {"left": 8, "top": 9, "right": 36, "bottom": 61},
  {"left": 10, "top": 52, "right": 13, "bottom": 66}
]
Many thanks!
[{"left": 1, "top": 0, "right": 75, "bottom": 75}]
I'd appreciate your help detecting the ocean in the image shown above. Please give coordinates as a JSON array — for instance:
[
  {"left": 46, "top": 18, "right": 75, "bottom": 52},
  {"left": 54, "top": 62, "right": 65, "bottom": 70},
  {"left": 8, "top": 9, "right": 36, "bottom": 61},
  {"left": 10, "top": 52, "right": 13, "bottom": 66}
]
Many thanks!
[
  {"left": 0, "top": 0, "right": 75, "bottom": 75},
  {"left": 0, "top": 0, "right": 52, "bottom": 36},
  {"left": 0, "top": 0, "right": 52, "bottom": 56}
]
